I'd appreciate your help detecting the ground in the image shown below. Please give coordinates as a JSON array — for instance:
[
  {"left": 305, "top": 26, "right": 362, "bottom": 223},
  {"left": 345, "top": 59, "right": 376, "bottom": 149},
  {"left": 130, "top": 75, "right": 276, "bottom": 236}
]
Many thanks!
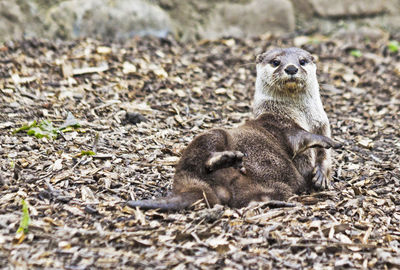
[{"left": 0, "top": 34, "right": 399, "bottom": 269}]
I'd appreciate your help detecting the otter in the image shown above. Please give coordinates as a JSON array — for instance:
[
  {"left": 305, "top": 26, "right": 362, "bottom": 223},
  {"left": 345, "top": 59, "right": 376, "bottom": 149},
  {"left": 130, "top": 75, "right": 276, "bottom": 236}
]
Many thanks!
[
  {"left": 127, "top": 47, "right": 337, "bottom": 211},
  {"left": 127, "top": 112, "right": 339, "bottom": 210},
  {"left": 253, "top": 48, "right": 332, "bottom": 190}
]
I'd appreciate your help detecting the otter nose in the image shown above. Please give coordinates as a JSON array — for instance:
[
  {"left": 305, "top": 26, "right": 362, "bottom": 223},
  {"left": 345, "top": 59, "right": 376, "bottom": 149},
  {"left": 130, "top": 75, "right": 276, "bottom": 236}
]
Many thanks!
[{"left": 284, "top": 65, "right": 298, "bottom": 75}]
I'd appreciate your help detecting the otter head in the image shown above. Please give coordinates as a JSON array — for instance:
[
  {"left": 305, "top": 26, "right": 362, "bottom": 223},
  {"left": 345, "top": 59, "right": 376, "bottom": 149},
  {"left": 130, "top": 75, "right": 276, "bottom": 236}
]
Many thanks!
[{"left": 255, "top": 48, "right": 318, "bottom": 100}]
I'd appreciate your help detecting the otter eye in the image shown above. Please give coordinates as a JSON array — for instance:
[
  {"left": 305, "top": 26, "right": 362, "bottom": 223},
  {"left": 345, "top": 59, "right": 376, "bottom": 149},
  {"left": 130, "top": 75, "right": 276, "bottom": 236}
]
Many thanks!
[
  {"left": 270, "top": 59, "right": 280, "bottom": 67},
  {"left": 299, "top": 59, "right": 307, "bottom": 66}
]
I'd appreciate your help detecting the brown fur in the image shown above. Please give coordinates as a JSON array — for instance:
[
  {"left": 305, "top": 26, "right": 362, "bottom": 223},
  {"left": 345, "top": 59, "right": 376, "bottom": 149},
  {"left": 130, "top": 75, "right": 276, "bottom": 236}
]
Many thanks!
[
  {"left": 127, "top": 112, "right": 339, "bottom": 210},
  {"left": 127, "top": 48, "right": 336, "bottom": 211},
  {"left": 253, "top": 48, "right": 332, "bottom": 190}
]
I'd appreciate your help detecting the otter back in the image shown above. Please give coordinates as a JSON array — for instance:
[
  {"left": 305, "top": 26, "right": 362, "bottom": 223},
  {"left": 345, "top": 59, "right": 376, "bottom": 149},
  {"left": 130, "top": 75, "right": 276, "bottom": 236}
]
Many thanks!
[{"left": 127, "top": 112, "right": 339, "bottom": 211}]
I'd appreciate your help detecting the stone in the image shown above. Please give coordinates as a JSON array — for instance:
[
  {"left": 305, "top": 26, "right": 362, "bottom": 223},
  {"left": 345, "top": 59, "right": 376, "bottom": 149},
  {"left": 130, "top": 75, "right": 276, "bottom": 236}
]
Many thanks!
[
  {"left": 308, "top": 0, "right": 386, "bottom": 17},
  {"left": 291, "top": 0, "right": 314, "bottom": 19},
  {"left": 0, "top": 0, "right": 400, "bottom": 43},
  {"left": 45, "top": 0, "right": 172, "bottom": 40},
  {"left": 332, "top": 26, "right": 390, "bottom": 43},
  {"left": 385, "top": 0, "right": 400, "bottom": 15},
  {"left": 0, "top": 1, "right": 26, "bottom": 42},
  {"left": 0, "top": 1, "right": 53, "bottom": 42},
  {"left": 200, "top": 0, "right": 295, "bottom": 39}
]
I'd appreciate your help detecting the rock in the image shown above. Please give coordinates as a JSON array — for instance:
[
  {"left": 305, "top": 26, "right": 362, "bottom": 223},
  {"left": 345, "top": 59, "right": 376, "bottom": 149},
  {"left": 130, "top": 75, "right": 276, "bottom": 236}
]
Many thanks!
[
  {"left": 200, "top": 0, "right": 295, "bottom": 39},
  {"left": 308, "top": 0, "right": 386, "bottom": 17},
  {"left": 332, "top": 26, "right": 390, "bottom": 43},
  {"left": 123, "top": 112, "right": 148, "bottom": 125},
  {"left": 291, "top": 0, "right": 314, "bottom": 19},
  {"left": 45, "top": 0, "right": 172, "bottom": 40},
  {"left": 0, "top": 0, "right": 399, "bottom": 42},
  {"left": 0, "top": 1, "right": 26, "bottom": 41},
  {"left": 385, "top": 0, "right": 400, "bottom": 15},
  {"left": 0, "top": 1, "right": 51, "bottom": 42},
  {"left": 155, "top": 0, "right": 219, "bottom": 41}
]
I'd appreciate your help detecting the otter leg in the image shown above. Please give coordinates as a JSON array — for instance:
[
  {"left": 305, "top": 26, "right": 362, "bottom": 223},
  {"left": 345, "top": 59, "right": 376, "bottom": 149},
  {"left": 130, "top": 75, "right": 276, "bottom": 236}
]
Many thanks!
[
  {"left": 170, "top": 129, "right": 233, "bottom": 209},
  {"left": 311, "top": 124, "right": 336, "bottom": 190},
  {"left": 230, "top": 180, "right": 296, "bottom": 208},
  {"left": 312, "top": 148, "right": 332, "bottom": 190},
  {"left": 288, "top": 131, "right": 339, "bottom": 159},
  {"left": 288, "top": 129, "right": 340, "bottom": 190},
  {"left": 175, "top": 129, "right": 231, "bottom": 177},
  {"left": 127, "top": 191, "right": 204, "bottom": 211},
  {"left": 205, "top": 151, "right": 245, "bottom": 172}
]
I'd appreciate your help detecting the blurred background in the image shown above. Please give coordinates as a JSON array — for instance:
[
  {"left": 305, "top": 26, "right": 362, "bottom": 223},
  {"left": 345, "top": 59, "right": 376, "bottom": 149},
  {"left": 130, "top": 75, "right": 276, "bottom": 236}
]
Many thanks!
[{"left": 1, "top": 0, "right": 400, "bottom": 42}]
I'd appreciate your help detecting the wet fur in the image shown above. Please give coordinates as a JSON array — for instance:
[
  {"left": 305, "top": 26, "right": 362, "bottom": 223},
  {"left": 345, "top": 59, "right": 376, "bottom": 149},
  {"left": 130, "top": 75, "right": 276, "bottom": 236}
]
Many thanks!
[{"left": 127, "top": 113, "right": 338, "bottom": 211}]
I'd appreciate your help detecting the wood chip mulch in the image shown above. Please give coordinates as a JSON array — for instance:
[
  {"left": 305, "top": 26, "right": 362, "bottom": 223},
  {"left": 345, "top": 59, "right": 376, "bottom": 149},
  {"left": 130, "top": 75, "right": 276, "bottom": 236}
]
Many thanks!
[{"left": 0, "top": 34, "right": 399, "bottom": 269}]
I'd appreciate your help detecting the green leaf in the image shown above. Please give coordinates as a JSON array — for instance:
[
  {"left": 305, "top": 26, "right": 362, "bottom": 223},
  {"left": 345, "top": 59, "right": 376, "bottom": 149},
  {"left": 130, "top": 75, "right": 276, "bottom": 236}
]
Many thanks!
[
  {"left": 388, "top": 40, "right": 399, "bottom": 53},
  {"left": 13, "top": 120, "right": 37, "bottom": 134},
  {"left": 17, "top": 199, "right": 31, "bottom": 234},
  {"left": 23, "top": 120, "right": 58, "bottom": 139},
  {"left": 15, "top": 120, "right": 57, "bottom": 139},
  {"left": 61, "top": 126, "right": 76, "bottom": 133},
  {"left": 80, "top": 150, "right": 96, "bottom": 156},
  {"left": 38, "top": 120, "right": 59, "bottom": 139},
  {"left": 350, "top": 50, "right": 362, "bottom": 58},
  {"left": 14, "top": 113, "right": 81, "bottom": 140},
  {"left": 60, "top": 112, "right": 80, "bottom": 130},
  {"left": 9, "top": 159, "right": 15, "bottom": 169}
]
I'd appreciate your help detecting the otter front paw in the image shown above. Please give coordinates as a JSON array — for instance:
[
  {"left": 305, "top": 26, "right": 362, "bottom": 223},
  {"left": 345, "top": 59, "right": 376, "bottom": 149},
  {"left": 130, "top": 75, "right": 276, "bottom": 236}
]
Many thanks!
[
  {"left": 312, "top": 166, "right": 330, "bottom": 190},
  {"left": 205, "top": 151, "right": 244, "bottom": 172}
]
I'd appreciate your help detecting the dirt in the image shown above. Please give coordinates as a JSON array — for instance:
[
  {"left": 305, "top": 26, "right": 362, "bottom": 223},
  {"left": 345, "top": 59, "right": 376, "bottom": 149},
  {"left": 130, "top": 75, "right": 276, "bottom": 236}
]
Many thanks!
[{"left": 0, "top": 34, "right": 399, "bottom": 269}]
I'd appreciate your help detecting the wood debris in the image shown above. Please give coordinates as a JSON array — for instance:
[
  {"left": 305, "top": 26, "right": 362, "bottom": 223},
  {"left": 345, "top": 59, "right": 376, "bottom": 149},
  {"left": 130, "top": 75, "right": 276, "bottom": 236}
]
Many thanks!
[{"left": 0, "top": 34, "right": 399, "bottom": 268}]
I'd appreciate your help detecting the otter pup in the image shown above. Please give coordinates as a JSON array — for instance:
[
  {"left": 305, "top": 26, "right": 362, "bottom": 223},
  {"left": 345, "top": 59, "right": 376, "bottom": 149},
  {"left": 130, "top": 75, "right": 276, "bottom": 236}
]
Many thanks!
[
  {"left": 253, "top": 48, "right": 332, "bottom": 190},
  {"left": 127, "top": 112, "right": 339, "bottom": 210}
]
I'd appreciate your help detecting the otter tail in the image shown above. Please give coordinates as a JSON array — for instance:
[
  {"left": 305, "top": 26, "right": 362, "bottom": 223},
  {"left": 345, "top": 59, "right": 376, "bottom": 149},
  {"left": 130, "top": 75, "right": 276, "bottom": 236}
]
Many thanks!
[{"left": 126, "top": 192, "right": 203, "bottom": 211}]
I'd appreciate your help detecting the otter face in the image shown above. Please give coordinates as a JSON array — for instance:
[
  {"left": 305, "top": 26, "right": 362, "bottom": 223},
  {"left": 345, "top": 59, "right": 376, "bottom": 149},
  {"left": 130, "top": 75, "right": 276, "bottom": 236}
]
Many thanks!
[{"left": 255, "top": 48, "right": 317, "bottom": 98}]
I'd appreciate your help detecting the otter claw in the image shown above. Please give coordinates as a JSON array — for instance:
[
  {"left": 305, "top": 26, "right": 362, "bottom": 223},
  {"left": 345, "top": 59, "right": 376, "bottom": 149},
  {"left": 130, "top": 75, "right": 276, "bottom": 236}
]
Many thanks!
[
  {"left": 332, "top": 142, "right": 342, "bottom": 149},
  {"left": 312, "top": 166, "right": 329, "bottom": 190}
]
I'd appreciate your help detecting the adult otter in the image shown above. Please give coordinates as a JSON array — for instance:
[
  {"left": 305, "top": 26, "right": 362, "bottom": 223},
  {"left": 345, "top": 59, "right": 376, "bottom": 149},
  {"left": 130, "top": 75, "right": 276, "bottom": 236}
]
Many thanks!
[
  {"left": 127, "top": 113, "right": 338, "bottom": 210},
  {"left": 253, "top": 48, "right": 332, "bottom": 190},
  {"left": 127, "top": 47, "right": 337, "bottom": 211}
]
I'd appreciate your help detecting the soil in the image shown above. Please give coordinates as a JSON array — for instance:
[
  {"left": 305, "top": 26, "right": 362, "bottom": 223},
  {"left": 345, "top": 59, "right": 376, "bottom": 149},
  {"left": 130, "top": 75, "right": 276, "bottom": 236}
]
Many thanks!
[{"left": 0, "top": 34, "right": 399, "bottom": 269}]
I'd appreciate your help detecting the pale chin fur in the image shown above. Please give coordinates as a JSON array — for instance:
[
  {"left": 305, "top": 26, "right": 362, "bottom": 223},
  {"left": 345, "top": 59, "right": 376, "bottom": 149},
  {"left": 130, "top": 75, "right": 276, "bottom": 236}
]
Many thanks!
[
  {"left": 253, "top": 61, "right": 329, "bottom": 134},
  {"left": 253, "top": 63, "right": 319, "bottom": 113}
]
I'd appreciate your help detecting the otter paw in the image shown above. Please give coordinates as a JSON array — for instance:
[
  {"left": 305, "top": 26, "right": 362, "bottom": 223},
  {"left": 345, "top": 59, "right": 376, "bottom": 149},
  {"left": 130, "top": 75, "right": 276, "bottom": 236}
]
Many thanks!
[
  {"left": 323, "top": 138, "right": 342, "bottom": 150},
  {"left": 312, "top": 166, "right": 330, "bottom": 190},
  {"left": 205, "top": 151, "right": 244, "bottom": 172}
]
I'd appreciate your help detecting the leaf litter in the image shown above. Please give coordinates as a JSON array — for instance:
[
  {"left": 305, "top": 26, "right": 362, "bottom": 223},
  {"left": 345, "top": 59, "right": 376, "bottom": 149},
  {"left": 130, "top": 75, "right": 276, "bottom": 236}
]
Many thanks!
[
  {"left": 14, "top": 111, "right": 80, "bottom": 140},
  {"left": 14, "top": 199, "right": 31, "bottom": 244},
  {"left": 0, "top": 34, "right": 399, "bottom": 268}
]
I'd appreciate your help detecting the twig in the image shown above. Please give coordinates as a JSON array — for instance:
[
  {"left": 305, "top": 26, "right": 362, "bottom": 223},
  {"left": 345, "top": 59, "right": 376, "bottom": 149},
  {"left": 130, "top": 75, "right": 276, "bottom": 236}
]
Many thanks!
[{"left": 202, "top": 190, "right": 211, "bottom": 209}]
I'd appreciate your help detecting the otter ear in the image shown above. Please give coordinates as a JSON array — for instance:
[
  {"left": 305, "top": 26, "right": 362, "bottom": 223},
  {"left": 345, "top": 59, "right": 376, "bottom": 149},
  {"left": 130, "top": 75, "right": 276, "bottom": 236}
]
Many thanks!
[
  {"left": 256, "top": 53, "right": 265, "bottom": 64},
  {"left": 310, "top": 54, "right": 318, "bottom": 63}
]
